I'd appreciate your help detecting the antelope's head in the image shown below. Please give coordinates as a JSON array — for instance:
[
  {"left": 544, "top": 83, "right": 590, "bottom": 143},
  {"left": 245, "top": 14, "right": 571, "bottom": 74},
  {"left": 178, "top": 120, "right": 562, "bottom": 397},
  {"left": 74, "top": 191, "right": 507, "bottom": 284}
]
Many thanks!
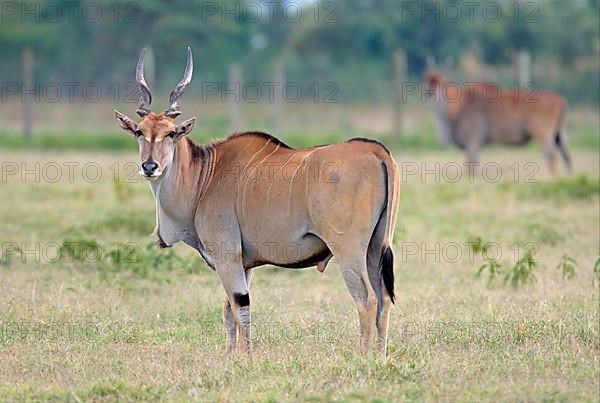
[
  {"left": 424, "top": 55, "right": 452, "bottom": 101},
  {"left": 424, "top": 72, "right": 445, "bottom": 100},
  {"left": 114, "top": 48, "right": 196, "bottom": 180}
]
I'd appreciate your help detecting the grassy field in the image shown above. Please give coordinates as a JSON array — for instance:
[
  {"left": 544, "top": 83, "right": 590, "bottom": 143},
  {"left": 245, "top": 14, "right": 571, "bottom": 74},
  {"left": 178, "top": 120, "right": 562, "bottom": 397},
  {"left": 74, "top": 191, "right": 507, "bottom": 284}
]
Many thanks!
[{"left": 0, "top": 138, "right": 598, "bottom": 401}]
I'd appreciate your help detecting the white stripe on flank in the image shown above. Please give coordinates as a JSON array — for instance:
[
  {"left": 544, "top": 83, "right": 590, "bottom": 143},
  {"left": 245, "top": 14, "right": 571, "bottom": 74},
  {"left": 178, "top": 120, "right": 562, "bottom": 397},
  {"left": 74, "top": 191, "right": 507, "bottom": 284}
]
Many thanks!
[
  {"left": 266, "top": 153, "right": 296, "bottom": 206},
  {"left": 237, "top": 140, "right": 271, "bottom": 218},
  {"left": 240, "top": 144, "right": 280, "bottom": 216},
  {"left": 287, "top": 149, "right": 318, "bottom": 213},
  {"left": 241, "top": 139, "right": 271, "bottom": 176}
]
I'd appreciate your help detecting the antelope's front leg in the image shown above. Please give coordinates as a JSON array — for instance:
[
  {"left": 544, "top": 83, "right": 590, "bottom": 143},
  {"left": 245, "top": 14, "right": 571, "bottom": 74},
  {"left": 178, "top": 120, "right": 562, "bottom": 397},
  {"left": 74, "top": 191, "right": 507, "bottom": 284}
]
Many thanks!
[
  {"left": 223, "top": 297, "right": 237, "bottom": 353},
  {"left": 217, "top": 263, "right": 252, "bottom": 353}
]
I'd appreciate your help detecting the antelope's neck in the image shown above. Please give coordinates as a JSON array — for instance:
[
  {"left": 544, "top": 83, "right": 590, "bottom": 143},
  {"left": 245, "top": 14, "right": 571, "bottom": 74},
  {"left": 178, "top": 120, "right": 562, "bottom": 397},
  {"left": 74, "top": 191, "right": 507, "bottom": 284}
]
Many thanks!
[
  {"left": 430, "top": 88, "right": 450, "bottom": 119},
  {"left": 151, "top": 138, "right": 216, "bottom": 243},
  {"left": 178, "top": 137, "right": 215, "bottom": 198},
  {"left": 428, "top": 87, "right": 454, "bottom": 146}
]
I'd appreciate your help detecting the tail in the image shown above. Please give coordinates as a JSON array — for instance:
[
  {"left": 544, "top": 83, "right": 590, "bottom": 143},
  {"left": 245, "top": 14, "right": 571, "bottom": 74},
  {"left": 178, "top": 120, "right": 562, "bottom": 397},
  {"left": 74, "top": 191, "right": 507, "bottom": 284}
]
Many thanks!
[
  {"left": 555, "top": 130, "right": 572, "bottom": 172},
  {"left": 381, "top": 245, "right": 395, "bottom": 304},
  {"left": 379, "top": 157, "right": 400, "bottom": 304},
  {"left": 555, "top": 99, "right": 573, "bottom": 172}
]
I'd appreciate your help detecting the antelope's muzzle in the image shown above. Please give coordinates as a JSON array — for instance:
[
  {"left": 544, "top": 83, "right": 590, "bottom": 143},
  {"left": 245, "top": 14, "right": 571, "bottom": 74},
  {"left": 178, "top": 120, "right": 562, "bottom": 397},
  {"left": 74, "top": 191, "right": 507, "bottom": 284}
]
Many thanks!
[{"left": 141, "top": 160, "right": 159, "bottom": 178}]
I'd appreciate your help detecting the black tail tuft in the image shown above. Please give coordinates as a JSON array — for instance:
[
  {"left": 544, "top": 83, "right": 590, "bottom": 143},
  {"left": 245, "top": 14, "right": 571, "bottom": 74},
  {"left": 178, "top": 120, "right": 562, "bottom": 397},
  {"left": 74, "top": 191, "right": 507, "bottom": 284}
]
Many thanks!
[{"left": 381, "top": 246, "right": 395, "bottom": 304}]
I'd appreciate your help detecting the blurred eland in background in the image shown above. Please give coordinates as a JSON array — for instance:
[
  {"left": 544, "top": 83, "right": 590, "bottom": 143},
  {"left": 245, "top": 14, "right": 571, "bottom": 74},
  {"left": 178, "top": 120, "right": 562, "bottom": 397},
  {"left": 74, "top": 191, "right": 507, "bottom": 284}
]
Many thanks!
[{"left": 425, "top": 57, "right": 572, "bottom": 173}]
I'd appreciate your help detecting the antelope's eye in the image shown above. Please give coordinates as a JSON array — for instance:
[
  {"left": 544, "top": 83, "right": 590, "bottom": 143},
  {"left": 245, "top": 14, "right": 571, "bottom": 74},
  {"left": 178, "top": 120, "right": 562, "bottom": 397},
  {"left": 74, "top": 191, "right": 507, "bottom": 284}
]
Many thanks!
[
  {"left": 167, "top": 131, "right": 177, "bottom": 138},
  {"left": 135, "top": 130, "right": 143, "bottom": 137}
]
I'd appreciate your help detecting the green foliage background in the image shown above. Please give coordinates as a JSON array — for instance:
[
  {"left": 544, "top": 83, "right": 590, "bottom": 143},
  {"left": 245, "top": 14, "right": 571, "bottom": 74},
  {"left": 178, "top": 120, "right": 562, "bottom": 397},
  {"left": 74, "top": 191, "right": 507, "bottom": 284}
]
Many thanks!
[{"left": 0, "top": 0, "right": 598, "bottom": 104}]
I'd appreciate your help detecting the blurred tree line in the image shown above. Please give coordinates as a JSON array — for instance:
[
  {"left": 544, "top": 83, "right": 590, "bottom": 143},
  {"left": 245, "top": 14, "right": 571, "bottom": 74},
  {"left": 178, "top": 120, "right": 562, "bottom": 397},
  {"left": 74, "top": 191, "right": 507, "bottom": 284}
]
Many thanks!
[{"left": 0, "top": 0, "right": 598, "bottom": 104}]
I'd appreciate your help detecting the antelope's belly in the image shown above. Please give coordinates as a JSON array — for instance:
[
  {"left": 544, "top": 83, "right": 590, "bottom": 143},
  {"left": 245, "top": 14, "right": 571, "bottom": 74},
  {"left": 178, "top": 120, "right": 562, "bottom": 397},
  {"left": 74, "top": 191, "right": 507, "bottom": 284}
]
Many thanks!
[
  {"left": 241, "top": 232, "right": 332, "bottom": 269},
  {"left": 491, "top": 127, "right": 532, "bottom": 145}
]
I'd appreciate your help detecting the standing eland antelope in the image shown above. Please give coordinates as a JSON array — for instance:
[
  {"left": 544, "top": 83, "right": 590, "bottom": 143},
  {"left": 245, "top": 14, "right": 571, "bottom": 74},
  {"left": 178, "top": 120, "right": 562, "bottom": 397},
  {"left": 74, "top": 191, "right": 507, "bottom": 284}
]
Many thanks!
[
  {"left": 424, "top": 59, "right": 572, "bottom": 174},
  {"left": 113, "top": 48, "right": 400, "bottom": 355}
]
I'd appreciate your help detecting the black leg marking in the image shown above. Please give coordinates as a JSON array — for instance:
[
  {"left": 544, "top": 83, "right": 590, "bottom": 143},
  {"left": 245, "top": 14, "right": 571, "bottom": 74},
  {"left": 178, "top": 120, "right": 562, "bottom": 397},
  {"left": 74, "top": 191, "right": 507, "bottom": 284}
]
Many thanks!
[{"left": 233, "top": 292, "right": 250, "bottom": 307}]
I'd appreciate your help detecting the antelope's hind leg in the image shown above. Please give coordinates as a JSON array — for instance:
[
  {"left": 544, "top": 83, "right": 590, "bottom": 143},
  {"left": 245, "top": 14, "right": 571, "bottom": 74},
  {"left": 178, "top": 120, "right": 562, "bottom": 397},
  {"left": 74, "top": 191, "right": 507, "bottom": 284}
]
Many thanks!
[
  {"left": 337, "top": 252, "right": 378, "bottom": 354},
  {"left": 366, "top": 247, "right": 392, "bottom": 356},
  {"left": 541, "top": 137, "right": 559, "bottom": 174}
]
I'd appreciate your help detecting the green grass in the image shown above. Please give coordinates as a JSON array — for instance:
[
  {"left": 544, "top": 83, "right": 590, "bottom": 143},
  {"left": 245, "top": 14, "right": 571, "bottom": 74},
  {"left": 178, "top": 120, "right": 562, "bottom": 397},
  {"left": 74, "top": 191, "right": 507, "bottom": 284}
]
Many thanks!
[
  {"left": 0, "top": 132, "right": 137, "bottom": 150},
  {"left": 523, "top": 174, "right": 600, "bottom": 200},
  {"left": 0, "top": 147, "right": 598, "bottom": 401},
  {"left": 0, "top": 123, "right": 595, "bottom": 152},
  {"left": 0, "top": 130, "right": 419, "bottom": 151}
]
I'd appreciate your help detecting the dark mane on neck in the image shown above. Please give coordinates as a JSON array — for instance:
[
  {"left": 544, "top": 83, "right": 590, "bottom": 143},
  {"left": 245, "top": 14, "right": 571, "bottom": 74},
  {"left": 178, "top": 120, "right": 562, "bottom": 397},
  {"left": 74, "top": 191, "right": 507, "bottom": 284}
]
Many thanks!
[
  {"left": 183, "top": 131, "right": 291, "bottom": 165},
  {"left": 184, "top": 136, "right": 209, "bottom": 164}
]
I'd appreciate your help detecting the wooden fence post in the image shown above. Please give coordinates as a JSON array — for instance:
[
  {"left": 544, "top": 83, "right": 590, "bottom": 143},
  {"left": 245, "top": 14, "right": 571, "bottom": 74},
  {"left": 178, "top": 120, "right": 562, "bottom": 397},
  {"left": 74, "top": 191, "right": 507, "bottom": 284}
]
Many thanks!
[
  {"left": 22, "top": 47, "right": 34, "bottom": 139},
  {"left": 273, "top": 58, "right": 285, "bottom": 133},
  {"left": 393, "top": 49, "right": 406, "bottom": 137},
  {"left": 516, "top": 49, "right": 531, "bottom": 88},
  {"left": 228, "top": 63, "right": 243, "bottom": 133}
]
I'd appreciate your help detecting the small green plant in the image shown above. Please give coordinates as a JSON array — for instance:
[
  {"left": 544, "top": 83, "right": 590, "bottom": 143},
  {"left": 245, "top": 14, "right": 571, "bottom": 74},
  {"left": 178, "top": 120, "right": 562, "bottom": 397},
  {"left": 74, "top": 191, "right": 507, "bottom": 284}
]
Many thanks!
[
  {"left": 471, "top": 235, "right": 503, "bottom": 287},
  {"left": 472, "top": 236, "right": 499, "bottom": 287},
  {"left": 472, "top": 237, "right": 538, "bottom": 289},
  {"left": 99, "top": 242, "right": 137, "bottom": 271},
  {"left": 556, "top": 254, "right": 577, "bottom": 280},
  {"left": 504, "top": 248, "right": 537, "bottom": 288},
  {"left": 469, "top": 236, "right": 487, "bottom": 255},
  {"left": 58, "top": 230, "right": 191, "bottom": 279},
  {"left": 476, "top": 258, "right": 502, "bottom": 287},
  {"left": 59, "top": 236, "right": 102, "bottom": 263},
  {"left": 98, "top": 241, "right": 188, "bottom": 278}
]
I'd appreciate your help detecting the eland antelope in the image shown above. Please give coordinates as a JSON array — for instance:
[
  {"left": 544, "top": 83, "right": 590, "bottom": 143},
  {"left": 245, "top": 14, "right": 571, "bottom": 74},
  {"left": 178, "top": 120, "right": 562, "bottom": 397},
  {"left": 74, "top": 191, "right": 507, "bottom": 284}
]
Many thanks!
[
  {"left": 113, "top": 48, "right": 400, "bottom": 355},
  {"left": 425, "top": 59, "right": 572, "bottom": 174}
]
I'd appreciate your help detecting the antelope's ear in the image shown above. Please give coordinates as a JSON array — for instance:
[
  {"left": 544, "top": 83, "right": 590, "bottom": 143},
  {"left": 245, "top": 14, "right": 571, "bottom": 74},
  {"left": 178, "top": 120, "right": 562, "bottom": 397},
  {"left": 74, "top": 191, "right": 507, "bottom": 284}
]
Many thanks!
[
  {"left": 443, "top": 56, "right": 454, "bottom": 69},
  {"left": 176, "top": 117, "right": 196, "bottom": 138},
  {"left": 114, "top": 110, "right": 138, "bottom": 136}
]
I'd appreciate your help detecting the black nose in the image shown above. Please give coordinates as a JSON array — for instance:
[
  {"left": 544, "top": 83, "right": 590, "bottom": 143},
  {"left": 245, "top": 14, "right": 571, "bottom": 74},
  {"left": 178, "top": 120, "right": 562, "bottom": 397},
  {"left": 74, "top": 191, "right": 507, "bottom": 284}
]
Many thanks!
[{"left": 142, "top": 161, "right": 158, "bottom": 175}]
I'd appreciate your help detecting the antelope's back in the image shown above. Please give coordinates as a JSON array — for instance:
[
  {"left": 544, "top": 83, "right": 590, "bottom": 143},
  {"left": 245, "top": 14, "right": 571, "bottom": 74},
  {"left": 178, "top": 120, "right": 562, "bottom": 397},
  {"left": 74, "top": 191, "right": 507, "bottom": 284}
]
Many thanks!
[
  {"left": 213, "top": 133, "right": 397, "bottom": 237},
  {"left": 454, "top": 86, "right": 567, "bottom": 143}
]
